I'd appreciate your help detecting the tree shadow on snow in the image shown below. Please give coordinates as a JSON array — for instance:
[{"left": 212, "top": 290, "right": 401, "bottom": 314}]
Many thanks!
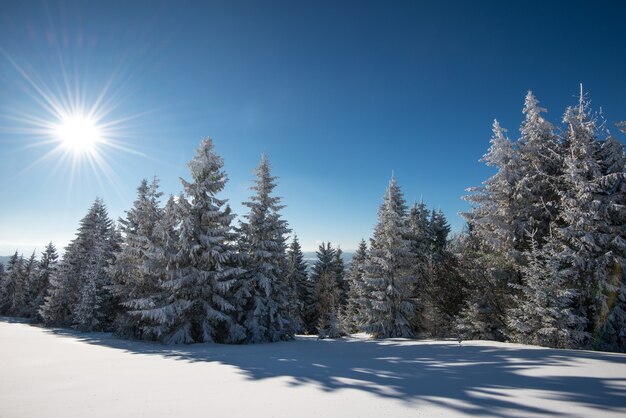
[{"left": 34, "top": 325, "right": 626, "bottom": 417}]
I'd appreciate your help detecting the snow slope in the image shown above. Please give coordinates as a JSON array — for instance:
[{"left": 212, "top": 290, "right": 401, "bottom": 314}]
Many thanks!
[{"left": 1, "top": 319, "right": 626, "bottom": 417}]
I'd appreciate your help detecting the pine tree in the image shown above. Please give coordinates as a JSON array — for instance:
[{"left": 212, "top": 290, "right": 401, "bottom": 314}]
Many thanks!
[
  {"left": 546, "top": 91, "right": 617, "bottom": 349},
  {"left": 507, "top": 232, "right": 584, "bottom": 348},
  {"left": 133, "top": 195, "right": 181, "bottom": 340},
  {"left": 361, "top": 176, "right": 416, "bottom": 338},
  {"left": 40, "top": 199, "right": 119, "bottom": 330},
  {"left": 515, "top": 92, "right": 562, "bottom": 249},
  {"left": 0, "top": 252, "right": 25, "bottom": 316},
  {"left": 343, "top": 239, "right": 368, "bottom": 333},
  {"left": 334, "top": 247, "right": 348, "bottom": 309},
  {"left": 111, "top": 178, "right": 164, "bottom": 339},
  {"left": 29, "top": 243, "right": 58, "bottom": 322},
  {"left": 311, "top": 242, "right": 343, "bottom": 338},
  {"left": 285, "top": 235, "right": 308, "bottom": 334},
  {"left": 152, "top": 138, "right": 245, "bottom": 344},
  {"left": 460, "top": 121, "right": 520, "bottom": 340},
  {"left": 71, "top": 199, "right": 120, "bottom": 331},
  {"left": 21, "top": 251, "right": 38, "bottom": 318},
  {"left": 236, "top": 154, "right": 292, "bottom": 343}
]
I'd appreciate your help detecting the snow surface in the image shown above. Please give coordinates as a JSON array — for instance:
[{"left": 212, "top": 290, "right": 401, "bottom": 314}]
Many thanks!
[{"left": 1, "top": 319, "right": 626, "bottom": 417}]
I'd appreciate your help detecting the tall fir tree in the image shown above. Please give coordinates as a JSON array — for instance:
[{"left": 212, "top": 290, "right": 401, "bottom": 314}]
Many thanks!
[
  {"left": 236, "top": 154, "right": 292, "bottom": 343},
  {"left": 29, "top": 243, "right": 58, "bottom": 322},
  {"left": 311, "top": 242, "right": 343, "bottom": 338},
  {"left": 0, "top": 252, "right": 25, "bottom": 316},
  {"left": 285, "top": 235, "right": 308, "bottom": 334},
  {"left": 110, "top": 178, "right": 164, "bottom": 339},
  {"left": 361, "top": 176, "right": 416, "bottom": 338},
  {"left": 342, "top": 239, "right": 368, "bottom": 333},
  {"left": 152, "top": 138, "right": 245, "bottom": 344},
  {"left": 40, "top": 199, "right": 119, "bottom": 330}
]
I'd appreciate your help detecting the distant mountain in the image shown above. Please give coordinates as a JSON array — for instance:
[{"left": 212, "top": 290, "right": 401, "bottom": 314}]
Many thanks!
[
  {"left": 302, "top": 251, "right": 354, "bottom": 270},
  {"left": 0, "top": 255, "right": 11, "bottom": 267}
]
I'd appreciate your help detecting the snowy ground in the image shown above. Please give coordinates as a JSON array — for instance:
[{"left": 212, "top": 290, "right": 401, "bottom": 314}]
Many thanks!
[{"left": 1, "top": 319, "right": 626, "bottom": 417}]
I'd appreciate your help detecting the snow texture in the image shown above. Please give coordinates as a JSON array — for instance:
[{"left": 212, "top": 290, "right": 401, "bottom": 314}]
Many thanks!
[{"left": 3, "top": 319, "right": 625, "bottom": 418}]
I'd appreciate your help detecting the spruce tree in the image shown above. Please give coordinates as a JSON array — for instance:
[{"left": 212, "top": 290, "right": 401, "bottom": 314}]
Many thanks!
[
  {"left": 343, "top": 239, "right": 368, "bottom": 333},
  {"left": 311, "top": 242, "right": 343, "bottom": 338},
  {"left": 361, "top": 176, "right": 416, "bottom": 338},
  {"left": 285, "top": 235, "right": 308, "bottom": 334},
  {"left": 111, "top": 178, "right": 164, "bottom": 339},
  {"left": 30, "top": 243, "right": 58, "bottom": 322},
  {"left": 0, "top": 252, "right": 25, "bottom": 316},
  {"left": 236, "top": 154, "right": 292, "bottom": 343},
  {"left": 153, "top": 138, "right": 245, "bottom": 344},
  {"left": 40, "top": 199, "right": 118, "bottom": 330}
]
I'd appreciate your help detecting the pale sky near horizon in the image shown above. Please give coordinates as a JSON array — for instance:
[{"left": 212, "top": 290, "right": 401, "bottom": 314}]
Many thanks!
[{"left": 1, "top": 0, "right": 626, "bottom": 256}]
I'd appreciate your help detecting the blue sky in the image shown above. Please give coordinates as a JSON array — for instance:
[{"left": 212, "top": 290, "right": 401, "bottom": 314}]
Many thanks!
[{"left": 1, "top": 0, "right": 626, "bottom": 254}]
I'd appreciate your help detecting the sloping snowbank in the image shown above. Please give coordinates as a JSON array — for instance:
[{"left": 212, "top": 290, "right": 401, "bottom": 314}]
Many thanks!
[{"left": 1, "top": 319, "right": 625, "bottom": 417}]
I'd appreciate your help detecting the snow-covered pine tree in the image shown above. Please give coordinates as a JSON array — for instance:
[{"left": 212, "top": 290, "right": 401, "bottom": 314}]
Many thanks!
[
  {"left": 153, "top": 138, "right": 245, "bottom": 344},
  {"left": 110, "top": 178, "right": 164, "bottom": 339},
  {"left": 71, "top": 199, "right": 120, "bottom": 331},
  {"left": 285, "top": 235, "right": 308, "bottom": 334},
  {"left": 29, "top": 243, "right": 58, "bottom": 322},
  {"left": 133, "top": 194, "right": 181, "bottom": 340},
  {"left": 236, "top": 154, "right": 292, "bottom": 343},
  {"left": 342, "top": 239, "right": 368, "bottom": 333},
  {"left": 421, "top": 210, "right": 464, "bottom": 337},
  {"left": 594, "top": 134, "right": 626, "bottom": 352},
  {"left": 311, "top": 242, "right": 343, "bottom": 338},
  {"left": 507, "top": 231, "right": 584, "bottom": 348},
  {"left": 21, "top": 251, "right": 38, "bottom": 318},
  {"left": 40, "top": 199, "right": 118, "bottom": 329},
  {"left": 460, "top": 120, "right": 519, "bottom": 340},
  {"left": 360, "top": 176, "right": 416, "bottom": 338},
  {"left": 0, "top": 252, "right": 25, "bottom": 316},
  {"left": 334, "top": 247, "right": 348, "bottom": 309},
  {"left": 514, "top": 92, "right": 562, "bottom": 250},
  {"left": 545, "top": 90, "right": 619, "bottom": 349}
]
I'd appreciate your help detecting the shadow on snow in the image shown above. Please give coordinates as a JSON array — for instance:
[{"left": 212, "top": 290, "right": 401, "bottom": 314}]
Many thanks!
[{"left": 15, "top": 321, "right": 626, "bottom": 417}]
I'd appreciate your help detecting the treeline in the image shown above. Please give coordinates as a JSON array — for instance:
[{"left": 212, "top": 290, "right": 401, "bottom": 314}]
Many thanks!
[{"left": 0, "top": 88, "right": 624, "bottom": 352}]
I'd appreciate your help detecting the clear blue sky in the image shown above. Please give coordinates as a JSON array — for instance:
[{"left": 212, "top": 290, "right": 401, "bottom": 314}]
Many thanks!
[{"left": 1, "top": 0, "right": 625, "bottom": 254}]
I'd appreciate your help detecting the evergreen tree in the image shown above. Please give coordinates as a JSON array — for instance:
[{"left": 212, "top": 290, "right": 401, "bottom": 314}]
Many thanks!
[
  {"left": 71, "top": 199, "right": 120, "bottom": 331},
  {"left": 285, "top": 235, "right": 308, "bottom": 334},
  {"left": 236, "top": 154, "right": 292, "bottom": 343},
  {"left": 111, "top": 178, "right": 164, "bottom": 339},
  {"left": 460, "top": 121, "right": 520, "bottom": 340},
  {"left": 21, "top": 251, "right": 38, "bottom": 318},
  {"left": 515, "top": 92, "right": 562, "bottom": 249},
  {"left": 29, "top": 243, "right": 58, "bottom": 322},
  {"left": 311, "top": 242, "right": 343, "bottom": 338},
  {"left": 343, "top": 239, "right": 368, "bottom": 333},
  {"left": 0, "top": 252, "right": 25, "bottom": 316},
  {"left": 334, "top": 247, "right": 348, "bottom": 309},
  {"left": 40, "top": 199, "right": 118, "bottom": 330},
  {"left": 507, "top": 232, "right": 584, "bottom": 348},
  {"left": 152, "top": 138, "right": 245, "bottom": 344},
  {"left": 361, "top": 176, "right": 416, "bottom": 338},
  {"left": 133, "top": 195, "right": 182, "bottom": 340}
]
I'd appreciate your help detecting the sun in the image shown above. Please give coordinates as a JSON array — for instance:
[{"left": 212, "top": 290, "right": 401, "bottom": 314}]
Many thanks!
[{"left": 54, "top": 114, "right": 103, "bottom": 153}]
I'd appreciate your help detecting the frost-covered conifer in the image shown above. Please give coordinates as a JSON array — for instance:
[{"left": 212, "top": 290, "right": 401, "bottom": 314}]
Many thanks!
[
  {"left": 285, "top": 235, "right": 308, "bottom": 333},
  {"left": 311, "top": 242, "right": 343, "bottom": 338},
  {"left": 334, "top": 247, "right": 348, "bottom": 309},
  {"left": 111, "top": 178, "right": 164, "bottom": 339},
  {"left": 507, "top": 232, "right": 585, "bottom": 348},
  {"left": 71, "top": 199, "right": 120, "bottom": 331},
  {"left": 0, "top": 252, "right": 25, "bottom": 316},
  {"left": 153, "top": 138, "right": 244, "bottom": 344},
  {"left": 361, "top": 176, "right": 416, "bottom": 338},
  {"left": 343, "top": 239, "right": 368, "bottom": 333},
  {"left": 29, "top": 243, "right": 58, "bottom": 321},
  {"left": 236, "top": 154, "right": 292, "bottom": 343},
  {"left": 40, "top": 199, "right": 118, "bottom": 330},
  {"left": 514, "top": 92, "right": 562, "bottom": 249}
]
